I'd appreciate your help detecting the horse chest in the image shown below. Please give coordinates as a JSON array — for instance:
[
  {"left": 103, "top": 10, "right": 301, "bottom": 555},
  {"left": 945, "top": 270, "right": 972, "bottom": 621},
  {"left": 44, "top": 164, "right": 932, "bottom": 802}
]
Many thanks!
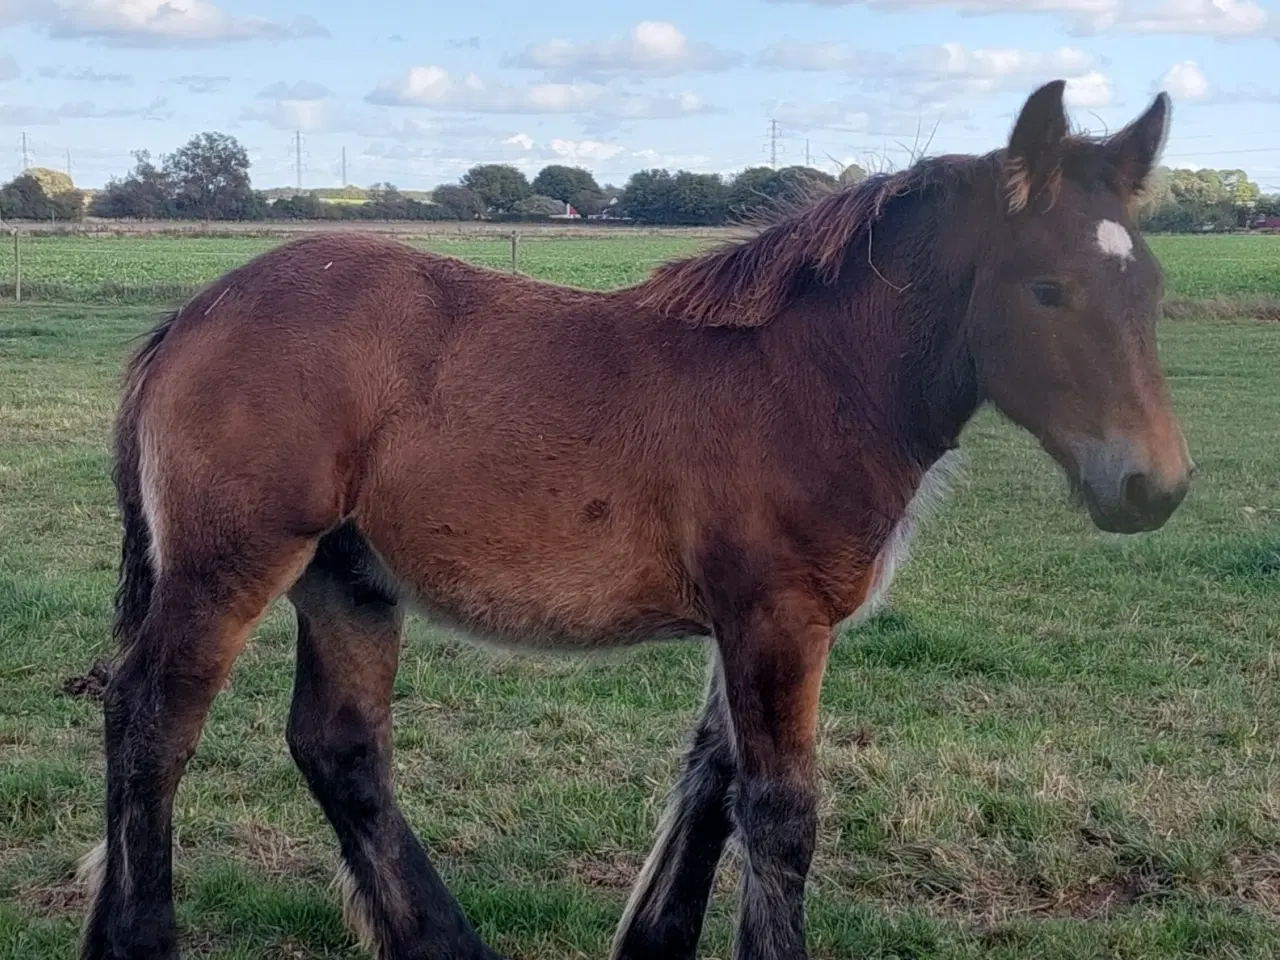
[{"left": 835, "top": 450, "right": 961, "bottom": 634}]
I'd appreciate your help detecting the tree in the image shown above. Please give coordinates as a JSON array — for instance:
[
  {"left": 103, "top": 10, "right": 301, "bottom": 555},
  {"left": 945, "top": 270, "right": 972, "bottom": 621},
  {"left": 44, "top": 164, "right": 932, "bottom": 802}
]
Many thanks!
[
  {"left": 431, "top": 184, "right": 484, "bottom": 220},
  {"left": 90, "top": 151, "right": 174, "bottom": 219},
  {"left": 621, "top": 169, "right": 678, "bottom": 223},
  {"left": 1220, "top": 169, "right": 1260, "bottom": 208},
  {"left": 461, "top": 164, "right": 531, "bottom": 214},
  {"left": 726, "top": 166, "right": 779, "bottom": 219},
  {"left": 838, "top": 162, "right": 868, "bottom": 185},
  {"left": 165, "top": 132, "right": 255, "bottom": 220},
  {"left": 670, "top": 172, "right": 728, "bottom": 225},
  {"left": 727, "top": 165, "right": 836, "bottom": 221},
  {"left": 513, "top": 194, "right": 565, "bottom": 216},
  {"left": 0, "top": 170, "right": 84, "bottom": 220},
  {"left": 531, "top": 164, "right": 601, "bottom": 211}
]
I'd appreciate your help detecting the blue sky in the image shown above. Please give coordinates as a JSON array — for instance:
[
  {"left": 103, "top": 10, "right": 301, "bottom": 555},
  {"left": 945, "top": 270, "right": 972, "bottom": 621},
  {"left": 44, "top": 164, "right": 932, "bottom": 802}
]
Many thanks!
[{"left": 2, "top": 0, "right": 1278, "bottom": 191}]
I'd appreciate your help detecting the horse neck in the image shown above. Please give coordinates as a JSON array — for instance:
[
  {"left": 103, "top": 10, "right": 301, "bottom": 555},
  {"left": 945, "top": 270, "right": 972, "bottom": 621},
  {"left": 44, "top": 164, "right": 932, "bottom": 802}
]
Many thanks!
[{"left": 800, "top": 192, "right": 983, "bottom": 477}]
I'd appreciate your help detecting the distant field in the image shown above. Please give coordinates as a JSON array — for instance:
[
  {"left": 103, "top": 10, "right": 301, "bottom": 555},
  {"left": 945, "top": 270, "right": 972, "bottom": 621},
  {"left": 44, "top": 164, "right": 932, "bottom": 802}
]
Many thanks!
[
  {"left": 1, "top": 228, "right": 1279, "bottom": 959},
  {"left": 0, "top": 234, "right": 711, "bottom": 303},
  {"left": 1147, "top": 234, "right": 1280, "bottom": 298},
  {"left": 0, "top": 230, "right": 1275, "bottom": 305}
]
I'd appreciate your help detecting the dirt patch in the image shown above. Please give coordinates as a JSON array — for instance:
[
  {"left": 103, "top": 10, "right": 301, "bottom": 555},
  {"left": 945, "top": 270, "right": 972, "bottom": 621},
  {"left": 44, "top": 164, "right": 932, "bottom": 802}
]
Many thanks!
[
  {"left": 61, "top": 658, "right": 113, "bottom": 701},
  {"left": 229, "top": 821, "right": 313, "bottom": 878},
  {"left": 567, "top": 851, "right": 643, "bottom": 890},
  {"left": 16, "top": 876, "right": 88, "bottom": 918},
  {"left": 1046, "top": 873, "right": 1148, "bottom": 919},
  {"left": 1230, "top": 850, "right": 1280, "bottom": 915}
]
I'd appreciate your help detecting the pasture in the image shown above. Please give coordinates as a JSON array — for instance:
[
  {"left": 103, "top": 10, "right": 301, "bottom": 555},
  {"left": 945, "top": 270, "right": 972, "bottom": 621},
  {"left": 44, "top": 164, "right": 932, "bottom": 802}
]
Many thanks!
[{"left": 1, "top": 232, "right": 1279, "bottom": 959}]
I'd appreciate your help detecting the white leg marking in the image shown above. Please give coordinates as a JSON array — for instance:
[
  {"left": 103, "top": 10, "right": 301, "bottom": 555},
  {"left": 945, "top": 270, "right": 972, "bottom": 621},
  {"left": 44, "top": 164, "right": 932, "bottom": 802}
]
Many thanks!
[
  {"left": 76, "top": 839, "right": 108, "bottom": 950},
  {"left": 76, "top": 839, "right": 108, "bottom": 896},
  {"left": 335, "top": 860, "right": 380, "bottom": 954},
  {"left": 1096, "top": 219, "right": 1135, "bottom": 266}
]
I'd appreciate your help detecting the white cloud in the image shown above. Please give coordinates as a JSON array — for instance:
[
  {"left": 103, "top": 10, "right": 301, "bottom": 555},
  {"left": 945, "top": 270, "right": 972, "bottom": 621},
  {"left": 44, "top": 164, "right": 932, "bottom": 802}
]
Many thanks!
[
  {"left": 39, "top": 65, "right": 132, "bottom": 84},
  {"left": 172, "top": 74, "right": 229, "bottom": 94},
  {"left": 629, "top": 148, "right": 716, "bottom": 171},
  {"left": 549, "top": 137, "right": 626, "bottom": 164},
  {"left": 0, "top": 96, "right": 169, "bottom": 125},
  {"left": 241, "top": 98, "right": 329, "bottom": 133},
  {"left": 0, "top": 0, "right": 328, "bottom": 47},
  {"left": 761, "top": 41, "right": 1105, "bottom": 105},
  {"left": 1160, "top": 60, "right": 1210, "bottom": 100},
  {"left": 762, "top": 0, "right": 1268, "bottom": 38},
  {"left": 1064, "top": 70, "right": 1113, "bottom": 106},
  {"left": 504, "top": 132, "right": 535, "bottom": 150},
  {"left": 770, "top": 100, "right": 876, "bottom": 131},
  {"left": 1112, "top": 0, "right": 1266, "bottom": 36},
  {"left": 506, "top": 21, "right": 739, "bottom": 78},
  {"left": 368, "top": 66, "right": 605, "bottom": 113},
  {"left": 366, "top": 66, "right": 715, "bottom": 128},
  {"left": 0, "top": 54, "right": 17, "bottom": 82},
  {"left": 257, "top": 80, "right": 333, "bottom": 101},
  {"left": 759, "top": 41, "right": 870, "bottom": 72}
]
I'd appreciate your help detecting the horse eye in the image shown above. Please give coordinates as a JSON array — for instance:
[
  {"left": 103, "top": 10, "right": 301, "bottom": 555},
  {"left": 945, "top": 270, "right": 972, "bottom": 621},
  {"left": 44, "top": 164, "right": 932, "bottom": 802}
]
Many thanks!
[{"left": 1032, "top": 281, "right": 1065, "bottom": 308}]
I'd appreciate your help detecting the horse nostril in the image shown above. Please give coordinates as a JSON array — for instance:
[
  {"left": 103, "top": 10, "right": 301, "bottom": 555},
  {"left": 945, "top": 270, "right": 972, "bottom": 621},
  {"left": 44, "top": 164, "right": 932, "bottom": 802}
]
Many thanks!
[
  {"left": 1122, "top": 472, "right": 1155, "bottom": 515},
  {"left": 1122, "top": 470, "right": 1187, "bottom": 520}
]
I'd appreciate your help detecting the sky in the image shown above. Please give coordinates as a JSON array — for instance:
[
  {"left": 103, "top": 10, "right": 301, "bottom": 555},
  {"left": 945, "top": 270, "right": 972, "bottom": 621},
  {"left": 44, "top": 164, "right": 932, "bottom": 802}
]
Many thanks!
[{"left": 1, "top": 0, "right": 1278, "bottom": 192}]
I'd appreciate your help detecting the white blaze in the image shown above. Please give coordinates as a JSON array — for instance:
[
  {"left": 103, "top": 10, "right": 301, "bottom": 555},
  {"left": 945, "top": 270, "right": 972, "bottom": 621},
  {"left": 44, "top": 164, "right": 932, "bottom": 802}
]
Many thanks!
[{"left": 1095, "top": 219, "right": 1135, "bottom": 265}]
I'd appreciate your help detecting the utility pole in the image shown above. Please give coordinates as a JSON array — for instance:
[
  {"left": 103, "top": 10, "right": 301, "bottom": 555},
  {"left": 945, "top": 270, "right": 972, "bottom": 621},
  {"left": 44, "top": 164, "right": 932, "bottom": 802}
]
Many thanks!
[
  {"left": 65, "top": 148, "right": 71, "bottom": 178},
  {"left": 805, "top": 139, "right": 811, "bottom": 167},
  {"left": 341, "top": 146, "right": 347, "bottom": 187},
  {"left": 769, "top": 120, "right": 780, "bottom": 169},
  {"left": 20, "top": 132, "right": 29, "bottom": 170},
  {"left": 294, "top": 130, "right": 302, "bottom": 190}
]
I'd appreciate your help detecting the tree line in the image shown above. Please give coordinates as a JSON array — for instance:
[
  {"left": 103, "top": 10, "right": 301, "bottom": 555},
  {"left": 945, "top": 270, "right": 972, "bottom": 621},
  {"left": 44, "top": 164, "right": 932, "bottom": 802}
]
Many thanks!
[{"left": 1, "top": 130, "right": 1275, "bottom": 231}]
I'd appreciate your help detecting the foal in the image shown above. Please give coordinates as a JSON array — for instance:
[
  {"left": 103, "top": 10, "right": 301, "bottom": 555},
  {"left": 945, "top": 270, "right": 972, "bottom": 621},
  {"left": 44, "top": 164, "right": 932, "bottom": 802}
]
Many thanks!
[{"left": 80, "top": 80, "right": 1191, "bottom": 960}]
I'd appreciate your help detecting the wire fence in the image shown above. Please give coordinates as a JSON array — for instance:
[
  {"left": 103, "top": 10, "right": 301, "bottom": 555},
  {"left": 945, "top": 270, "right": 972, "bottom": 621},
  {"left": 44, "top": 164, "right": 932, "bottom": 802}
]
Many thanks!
[{"left": 0, "top": 229, "right": 701, "bottom": 306}]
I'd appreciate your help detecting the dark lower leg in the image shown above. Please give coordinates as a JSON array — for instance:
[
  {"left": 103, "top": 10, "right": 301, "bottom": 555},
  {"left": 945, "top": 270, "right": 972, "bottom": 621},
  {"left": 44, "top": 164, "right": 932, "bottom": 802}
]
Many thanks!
[
  {"left": 718, "top": 591, "right": 831, "bottom": 960},
  {"left": 287, "top": 528, "right": 499, "bottom": 960},
  {"left": 81, "top": 573, "right": 288, "bottom": 960},
  {"left": 611, "top": 660, "right": 736, "bottom": 960}
]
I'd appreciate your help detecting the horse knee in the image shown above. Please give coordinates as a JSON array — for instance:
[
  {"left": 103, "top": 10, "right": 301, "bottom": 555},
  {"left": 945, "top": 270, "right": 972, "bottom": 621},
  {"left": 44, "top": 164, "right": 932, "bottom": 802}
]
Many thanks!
[{"left": 287, "top": 701, "right": 389, "bottom": 820}]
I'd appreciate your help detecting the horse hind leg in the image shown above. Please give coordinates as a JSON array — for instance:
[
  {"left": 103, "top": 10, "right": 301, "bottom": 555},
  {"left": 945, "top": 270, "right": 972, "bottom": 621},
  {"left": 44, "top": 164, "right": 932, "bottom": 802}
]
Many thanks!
[
  {"left": 611, "top": 657, "right": 737, "bottom": 960},
  {"left": 285, "top": 524, "right": 502, "bottom": 960},
  {"left": 79, "top": 525, "right": 317, "bottom": 959}
]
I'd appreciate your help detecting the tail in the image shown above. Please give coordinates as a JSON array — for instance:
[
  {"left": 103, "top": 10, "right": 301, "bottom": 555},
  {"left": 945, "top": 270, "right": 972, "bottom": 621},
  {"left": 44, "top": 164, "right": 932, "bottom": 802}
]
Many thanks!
[{"left": 110, "top": 309, "right": 179, "bottom": 653}]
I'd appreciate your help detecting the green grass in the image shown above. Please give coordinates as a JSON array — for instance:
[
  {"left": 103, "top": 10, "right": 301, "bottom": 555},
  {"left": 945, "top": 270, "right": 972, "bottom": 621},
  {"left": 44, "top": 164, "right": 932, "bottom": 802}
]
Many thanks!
[
  {"left": 1, "top": 237, "right": 1280, "bottom": 958},
  {"left": 1148, "top": 234, "right": 1280, "bottom": 298},
  {"left": 0, "top": 234, "right": 709, "bottom": 303},
  {"left": 0, "top": 230, "right": 1277, "bottom": 305}
]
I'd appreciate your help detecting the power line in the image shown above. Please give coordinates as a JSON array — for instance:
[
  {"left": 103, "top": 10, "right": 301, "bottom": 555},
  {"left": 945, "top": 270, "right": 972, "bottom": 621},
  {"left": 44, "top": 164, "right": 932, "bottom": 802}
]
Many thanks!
[{"left": 768, "top": 119, "right": 781, "bottom": 169}]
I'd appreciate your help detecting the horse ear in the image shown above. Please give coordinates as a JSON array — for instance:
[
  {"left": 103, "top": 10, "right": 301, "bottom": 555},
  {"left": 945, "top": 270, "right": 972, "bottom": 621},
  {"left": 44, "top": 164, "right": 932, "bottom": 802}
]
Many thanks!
[
  {"left": 1105, "top": 91, "right": 1171, "bottom": 198},
  {"left": 1004, "top": 79, "right": 1069, "bottom": 214}
]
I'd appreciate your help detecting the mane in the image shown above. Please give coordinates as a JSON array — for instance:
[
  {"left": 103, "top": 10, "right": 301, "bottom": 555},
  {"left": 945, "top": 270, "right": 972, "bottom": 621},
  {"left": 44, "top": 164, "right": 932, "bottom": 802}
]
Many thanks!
[
  {"left": 635, "top": 154, "right": 993, "bottom": 329},
  {"left": 636, "top": 131, "right": 1132, "bottom": 330}
]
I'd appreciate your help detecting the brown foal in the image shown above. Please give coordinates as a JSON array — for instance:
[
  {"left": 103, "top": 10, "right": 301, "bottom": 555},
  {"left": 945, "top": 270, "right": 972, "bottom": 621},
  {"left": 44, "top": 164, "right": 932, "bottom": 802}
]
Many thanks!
[{"left": 79, "top": 80, "right": 1191, "bottom": 960}]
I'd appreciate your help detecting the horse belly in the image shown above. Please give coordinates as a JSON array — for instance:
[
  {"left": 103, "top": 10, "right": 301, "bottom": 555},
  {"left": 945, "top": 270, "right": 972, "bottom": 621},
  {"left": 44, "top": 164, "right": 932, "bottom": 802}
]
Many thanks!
[{"left": 355, "top": 480, "right": 702, "bottom": 651}]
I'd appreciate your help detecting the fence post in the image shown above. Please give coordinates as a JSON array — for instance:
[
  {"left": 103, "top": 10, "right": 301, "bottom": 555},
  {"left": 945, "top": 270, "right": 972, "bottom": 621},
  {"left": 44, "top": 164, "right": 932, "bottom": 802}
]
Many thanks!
[
  {"left": 13, "top": 229, "right": 20, "bottom": 303},
  {"left": 510, "top": 230, "right": 519, "bottom": 274}
]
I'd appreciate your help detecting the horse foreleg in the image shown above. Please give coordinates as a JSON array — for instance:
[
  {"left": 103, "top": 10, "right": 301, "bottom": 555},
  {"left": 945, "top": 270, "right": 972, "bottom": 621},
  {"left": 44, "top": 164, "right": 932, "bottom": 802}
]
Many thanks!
[{"left": 717, "top": 587, "right": 831, "bottom": 960}]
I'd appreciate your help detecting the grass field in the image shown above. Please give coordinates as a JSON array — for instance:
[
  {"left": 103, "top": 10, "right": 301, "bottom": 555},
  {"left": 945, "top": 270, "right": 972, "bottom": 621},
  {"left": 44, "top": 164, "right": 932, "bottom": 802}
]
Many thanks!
[
  {"left": 1, "top": 231, "right": 1278, "bottom": 304},
  {"left": 1, "top": 233, "right": 1279, "bottom": 959}
]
